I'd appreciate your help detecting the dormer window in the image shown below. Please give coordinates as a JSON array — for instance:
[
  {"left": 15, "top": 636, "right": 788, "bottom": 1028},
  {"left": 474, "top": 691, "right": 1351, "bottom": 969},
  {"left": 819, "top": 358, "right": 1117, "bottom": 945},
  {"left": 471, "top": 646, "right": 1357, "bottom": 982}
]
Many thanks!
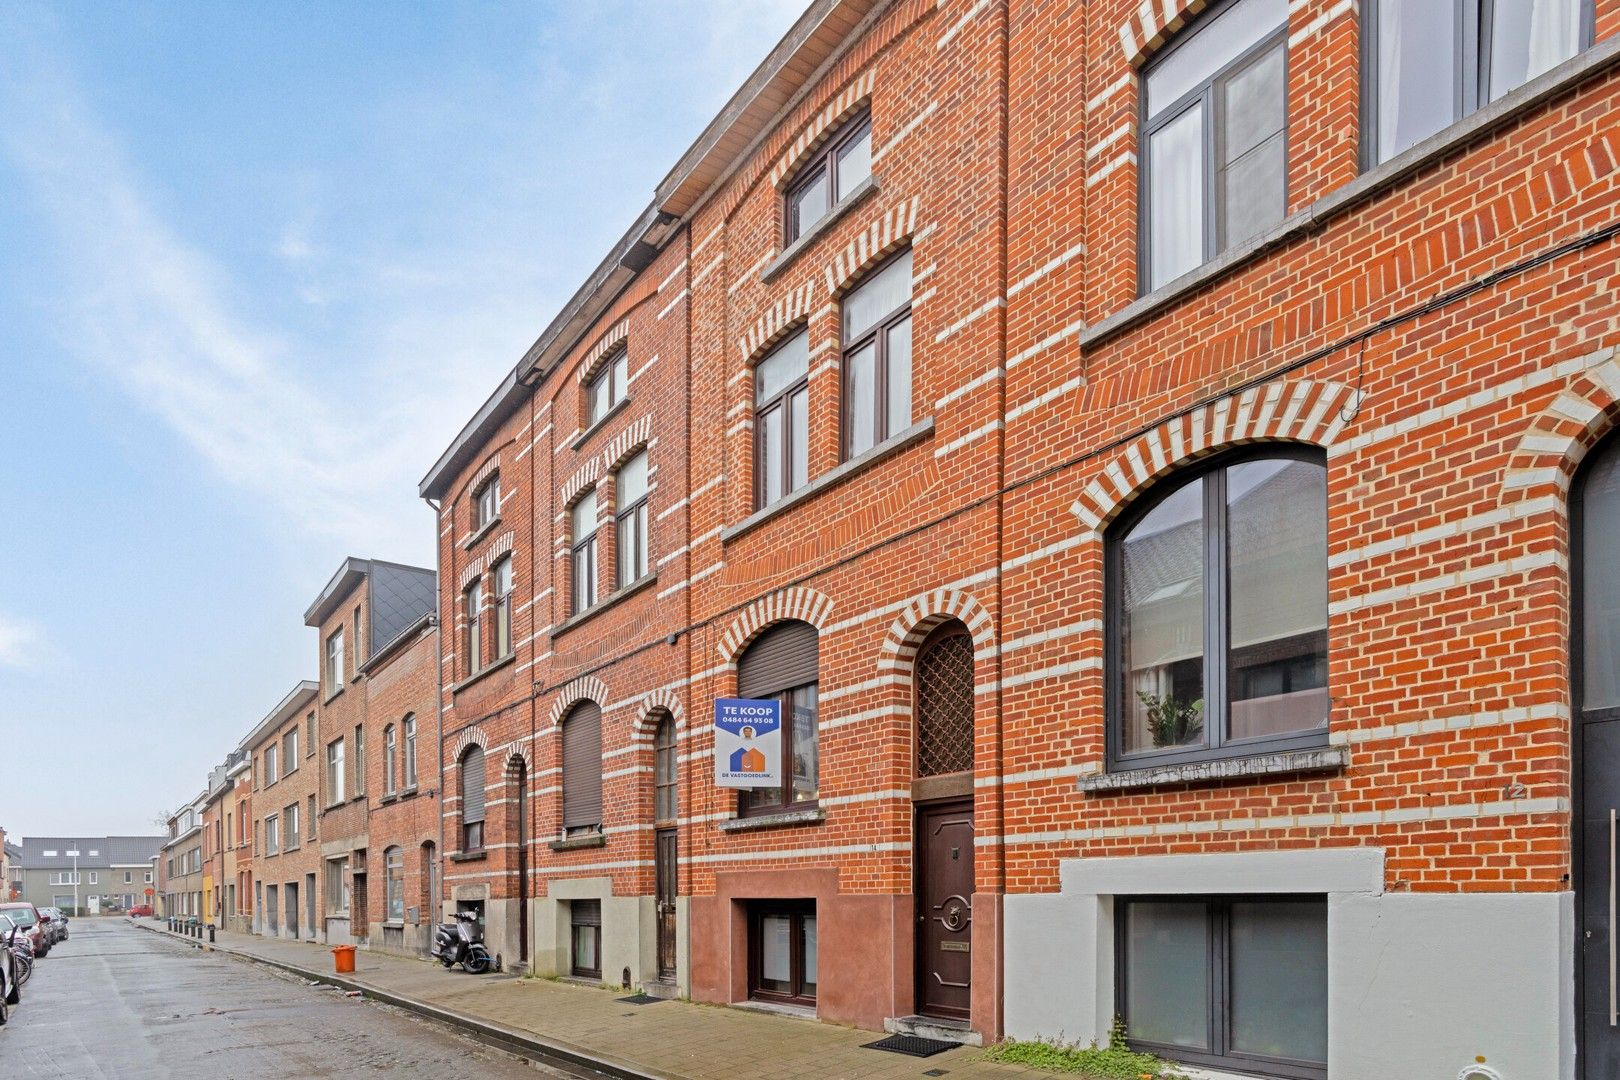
[
  {"left": 784, "top": 110, "right": 872, "bottom": 244},
  {"left": 475, "top": 476, "right": 499, "bottom": 530},
  {"left": 588, "top": 349, "right": 629, "bottom": 427}
]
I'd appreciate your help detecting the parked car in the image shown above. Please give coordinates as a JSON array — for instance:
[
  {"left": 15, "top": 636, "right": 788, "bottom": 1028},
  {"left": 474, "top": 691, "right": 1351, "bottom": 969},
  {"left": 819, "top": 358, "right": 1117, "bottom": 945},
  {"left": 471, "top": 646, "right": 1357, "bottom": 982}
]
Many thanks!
[
  {"left": 0, "top": 904, "right": 46, "bottom": 959},
  {"left": 128, "top": 904, "right": 153, "bottom": 918},
  {"left": 38, "top": 907, "right": 69, "bottom": 944},
  {"left": 0, "top": 915, "right": 22, "bottom": 1024}
]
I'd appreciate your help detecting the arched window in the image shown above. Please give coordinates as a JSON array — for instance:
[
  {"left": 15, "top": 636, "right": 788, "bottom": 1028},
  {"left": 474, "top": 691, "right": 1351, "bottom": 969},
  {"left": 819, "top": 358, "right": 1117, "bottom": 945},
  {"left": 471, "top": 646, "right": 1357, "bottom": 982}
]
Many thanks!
[
  {"left": 419, "top": 841, "right": 437, "bottom": 927},
  {"left": 459, "top": 745, "right": 486, "bottom": 851},
  {"left": 1108, "top": 447, "right": 1329, "bottom": 767},
  {"left": 384, "top": 846, "right": 405, "bottom": 923},
  {"left": 561, "top": 702, "right": 604, "bottom": 836},
  {"left": 914, "top": 621, "right": 975, "bottom": 777},
  {"left": 384, "top": 724, "right": 397, "bottom": 794},
  {"left": 403, "top": 715, "right": 418, "bottom": 788},
  {"left": 737, "top": 620, "right": 819, "bottom": 813},
  {"left": 1578, "top": 435, "right": 1620, "bottom": 716},
  {"left": 654, "top": 714, "right": 678, "bottom": 823}
]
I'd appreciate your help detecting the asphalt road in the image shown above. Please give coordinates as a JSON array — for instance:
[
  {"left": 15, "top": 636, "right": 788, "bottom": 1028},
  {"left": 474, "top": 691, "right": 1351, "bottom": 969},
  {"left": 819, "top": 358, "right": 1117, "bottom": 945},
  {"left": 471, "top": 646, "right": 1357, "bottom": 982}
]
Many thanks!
[{"left": 3, "top": 917, "right": 576, "bottom": 1078}]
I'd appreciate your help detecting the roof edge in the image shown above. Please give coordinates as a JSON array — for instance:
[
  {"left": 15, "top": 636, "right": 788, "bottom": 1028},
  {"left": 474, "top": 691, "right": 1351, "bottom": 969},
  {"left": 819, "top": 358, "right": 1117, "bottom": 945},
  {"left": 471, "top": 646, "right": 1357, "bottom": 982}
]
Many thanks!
[{"left": 239, "top": 680, "right": 320, "bottom": 752}]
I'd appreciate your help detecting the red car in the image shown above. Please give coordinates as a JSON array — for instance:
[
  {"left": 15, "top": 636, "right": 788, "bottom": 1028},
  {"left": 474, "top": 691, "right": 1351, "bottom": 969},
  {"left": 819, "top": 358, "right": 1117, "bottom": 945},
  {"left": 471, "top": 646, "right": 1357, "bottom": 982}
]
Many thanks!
[
  {"left": 127, "top": 905, "right": 153, "bottom": 918},
  {"left": 0, "top": 903, "right": 48, "bottom": 958}
]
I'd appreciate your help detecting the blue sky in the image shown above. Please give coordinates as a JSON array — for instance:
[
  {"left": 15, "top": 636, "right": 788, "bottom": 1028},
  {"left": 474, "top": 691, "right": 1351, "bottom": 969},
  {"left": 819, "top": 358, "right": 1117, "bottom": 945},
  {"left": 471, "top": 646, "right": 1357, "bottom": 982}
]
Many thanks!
[{"left": 0, "top": 1, "right": 802, "bottom": 838}]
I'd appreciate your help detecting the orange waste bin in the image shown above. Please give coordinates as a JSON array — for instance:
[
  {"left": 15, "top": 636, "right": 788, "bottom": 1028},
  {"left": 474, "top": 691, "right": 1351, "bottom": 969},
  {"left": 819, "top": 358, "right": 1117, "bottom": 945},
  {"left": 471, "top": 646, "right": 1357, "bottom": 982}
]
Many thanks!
[{"left": 332, "top": 944, "right": 357, "bottom": 974}]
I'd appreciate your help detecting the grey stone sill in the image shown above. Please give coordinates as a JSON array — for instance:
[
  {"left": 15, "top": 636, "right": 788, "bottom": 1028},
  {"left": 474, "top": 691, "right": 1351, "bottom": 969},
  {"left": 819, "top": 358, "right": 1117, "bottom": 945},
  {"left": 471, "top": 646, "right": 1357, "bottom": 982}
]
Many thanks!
[
  {"left": 378, "top": 793, "right": 397, "bottom": 806},
  {"left": 759, "top": 176, "right": 881, "bottom": 285},
  {"left": 323, "top": 685, "right": 344, "bottom": 705},
  {"left": 721, "top": 418, "right": 934, "bottom": 544},
  {"left": 716, "top": 807, "right": 826, "bottom": 833},
  {"left": 1081, "top": 37, "right": 1620, "bottom": 350},
  {"left": 549, "top": 831, "right": 607, "bottom": 852},
  {"left": 461, "top": 516, "right": 502, "bottom": 551},
  {"left": 550, "top": 573, "right": 659, "bottom": 638},
  {"left": 571, "top": 396, "right": 631, "bottom": 450},
  {"left": 449, "top": 850, "right": 486, "bottom": 863},
  {"left": 449, "top": 651, "right": 516, "bottom": 694},
  {"left": 1076, "top": 746, "right": 1348, "bottom": 793}
]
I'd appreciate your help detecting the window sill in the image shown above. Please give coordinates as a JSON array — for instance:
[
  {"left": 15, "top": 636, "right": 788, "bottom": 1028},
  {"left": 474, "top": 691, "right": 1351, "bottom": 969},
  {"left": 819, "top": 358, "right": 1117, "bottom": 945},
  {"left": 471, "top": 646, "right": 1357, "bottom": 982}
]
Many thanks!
[
  {"left": 722, "top": 418, "right": 934, "bottom": 544},
  {"left": 382, "top": 920, "right": 404, "bottom": 929},
  {"left": 449, "top": 850, "right": 487, "bottom": 864},
  {"left": 379, "top": 793, "right": 397, "bottom": 805},
  {"left": 1081, "top": 35, "right": 1620, "bottom": 351},
  {"left": 716, "top": 807, "right": 826, "bottom": 833},
  {"left": 551, "top": 573, "right": 659, "bottom": 638},
  {"left": 324, "top": 686, "right": 344, "bottom": 705},
  {"left": 450, "top": 651, "right": 516, "bottom": 694},
  {"left": 549, "top": 831, "right": 607, "bottom": 852},
  {"left": 760, "top": 176, "right": 881, "bottom": 285},
  {"left": 572, "top": 396, "right": 631, "bottom": 450},
  {"left": 462, "top": 515, "right": 502, "bottom": 551},
  {"left": 1076, "top": 746, "right": 1347, "bottom": 794}
]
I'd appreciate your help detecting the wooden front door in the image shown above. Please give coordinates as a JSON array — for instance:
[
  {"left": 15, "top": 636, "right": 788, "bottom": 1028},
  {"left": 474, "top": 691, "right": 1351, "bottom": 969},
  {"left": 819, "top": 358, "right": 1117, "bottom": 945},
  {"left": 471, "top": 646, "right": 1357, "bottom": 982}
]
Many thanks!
[
  {"left": 655, "top": 827, "right": 677, "bottom": 979},
  {"left": 916, "top": 799, "right": 974, "bottom": 1019}
]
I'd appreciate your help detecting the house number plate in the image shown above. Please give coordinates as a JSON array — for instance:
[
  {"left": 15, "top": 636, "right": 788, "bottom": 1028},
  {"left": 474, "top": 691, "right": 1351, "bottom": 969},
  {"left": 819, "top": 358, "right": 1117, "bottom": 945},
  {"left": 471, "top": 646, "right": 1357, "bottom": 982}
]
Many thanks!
[{"left": 940, "top": 941, "right": 970, "bottom": 953}]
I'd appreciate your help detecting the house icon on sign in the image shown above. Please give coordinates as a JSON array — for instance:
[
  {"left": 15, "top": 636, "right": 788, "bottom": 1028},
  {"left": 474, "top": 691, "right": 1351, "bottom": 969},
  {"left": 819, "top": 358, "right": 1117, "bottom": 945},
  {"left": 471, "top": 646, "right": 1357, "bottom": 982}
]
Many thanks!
[{"left": 729, "top": 746, "right": 767, "bottom": 773}]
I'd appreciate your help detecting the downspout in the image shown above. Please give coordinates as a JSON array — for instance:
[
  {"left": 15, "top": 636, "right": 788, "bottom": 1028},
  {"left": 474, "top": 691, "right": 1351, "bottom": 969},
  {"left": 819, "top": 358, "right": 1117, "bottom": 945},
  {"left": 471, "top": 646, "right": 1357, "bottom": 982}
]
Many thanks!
[
  {"left": 991, "top": 0, "right": 1011, "bottom": 1043},
  {"left": 427, "top": 495, "right": 446, "bottom": 924}
]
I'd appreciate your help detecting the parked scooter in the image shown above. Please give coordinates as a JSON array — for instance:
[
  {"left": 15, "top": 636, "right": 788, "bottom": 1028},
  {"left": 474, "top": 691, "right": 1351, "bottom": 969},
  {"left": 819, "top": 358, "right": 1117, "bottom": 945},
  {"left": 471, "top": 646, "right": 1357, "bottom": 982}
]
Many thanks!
[{"left": 431, "top": 911, "right": 494, "bottom": 974}]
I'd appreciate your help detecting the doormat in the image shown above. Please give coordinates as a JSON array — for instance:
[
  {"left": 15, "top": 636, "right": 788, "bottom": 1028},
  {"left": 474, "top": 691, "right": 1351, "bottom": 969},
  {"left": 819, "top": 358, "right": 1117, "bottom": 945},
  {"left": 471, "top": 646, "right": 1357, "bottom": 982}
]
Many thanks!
[
  {"left": 616, "top": 993, "right": 664, "bottom": 1005},
  {"left": 860, "top": 1035, "right": 957, "bottom": 1057}
]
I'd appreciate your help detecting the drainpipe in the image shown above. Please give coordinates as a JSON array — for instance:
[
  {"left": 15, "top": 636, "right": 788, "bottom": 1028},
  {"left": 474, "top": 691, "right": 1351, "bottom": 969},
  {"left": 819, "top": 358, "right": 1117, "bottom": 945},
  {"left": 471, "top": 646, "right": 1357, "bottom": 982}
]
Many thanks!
[{"left": 427, "top": 495, "right": 447, "bottom": 927}]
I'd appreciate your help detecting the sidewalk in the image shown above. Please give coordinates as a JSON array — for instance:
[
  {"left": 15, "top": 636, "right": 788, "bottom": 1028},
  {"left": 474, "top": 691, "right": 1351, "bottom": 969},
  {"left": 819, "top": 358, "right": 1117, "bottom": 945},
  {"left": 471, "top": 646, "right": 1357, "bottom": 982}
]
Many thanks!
[{"left": 136, "top": 919, "right": 1039, "bottom": 1080}]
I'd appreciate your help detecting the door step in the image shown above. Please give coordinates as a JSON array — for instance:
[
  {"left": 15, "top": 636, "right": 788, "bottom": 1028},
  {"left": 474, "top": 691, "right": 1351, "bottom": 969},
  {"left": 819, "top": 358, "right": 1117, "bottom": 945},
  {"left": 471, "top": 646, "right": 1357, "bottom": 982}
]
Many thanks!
[
  {"left": 640, "top": 979, "right": 680, "bottom": 1001},
  {"left": 884, "top": 1014, "right": 981, "bottom": 1047}
]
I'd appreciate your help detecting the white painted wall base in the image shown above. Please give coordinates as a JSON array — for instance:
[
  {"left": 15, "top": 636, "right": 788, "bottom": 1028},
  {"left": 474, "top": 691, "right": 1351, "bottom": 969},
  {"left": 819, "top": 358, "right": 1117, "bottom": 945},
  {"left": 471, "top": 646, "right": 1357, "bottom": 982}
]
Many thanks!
[
  {"left": 1003, "top": 850, "right": 1574, "bottom": 1080},
  {"left": 533, "top": 877, "right": 671, "bottom": 991}
]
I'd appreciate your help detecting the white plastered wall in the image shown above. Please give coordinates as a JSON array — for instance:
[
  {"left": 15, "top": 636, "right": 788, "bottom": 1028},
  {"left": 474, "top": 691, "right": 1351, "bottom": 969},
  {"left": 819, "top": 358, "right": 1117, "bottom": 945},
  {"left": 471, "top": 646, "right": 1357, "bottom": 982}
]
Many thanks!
[
  {"left": 535, "top": 876, "right": 659, "bottom": 989},
  {"left": 1004, "top": 849, "right": 1574, "bottom": 1080}
]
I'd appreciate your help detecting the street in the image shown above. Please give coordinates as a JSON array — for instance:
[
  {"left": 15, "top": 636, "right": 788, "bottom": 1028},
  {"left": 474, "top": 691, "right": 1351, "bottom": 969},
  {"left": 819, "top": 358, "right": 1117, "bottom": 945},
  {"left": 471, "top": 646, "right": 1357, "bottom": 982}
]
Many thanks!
[{"left": 4, "top": 918, "right": 576, "bottom": 1078}]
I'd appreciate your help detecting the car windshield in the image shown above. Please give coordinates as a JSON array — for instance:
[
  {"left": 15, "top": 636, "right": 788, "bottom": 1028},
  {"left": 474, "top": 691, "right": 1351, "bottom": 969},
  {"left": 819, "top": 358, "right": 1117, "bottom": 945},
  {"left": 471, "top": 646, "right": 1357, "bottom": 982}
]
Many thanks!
[{"left": 0, "top": 908, "right": 37, "bottom": 927}]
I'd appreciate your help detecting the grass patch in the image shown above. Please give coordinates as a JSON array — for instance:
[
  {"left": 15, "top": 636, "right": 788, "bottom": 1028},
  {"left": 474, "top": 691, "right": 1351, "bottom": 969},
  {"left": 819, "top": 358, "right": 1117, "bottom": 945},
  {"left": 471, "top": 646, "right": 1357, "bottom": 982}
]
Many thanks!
[{"left": 982, "top": 1025, "right": 1188, "bottom": 1079}]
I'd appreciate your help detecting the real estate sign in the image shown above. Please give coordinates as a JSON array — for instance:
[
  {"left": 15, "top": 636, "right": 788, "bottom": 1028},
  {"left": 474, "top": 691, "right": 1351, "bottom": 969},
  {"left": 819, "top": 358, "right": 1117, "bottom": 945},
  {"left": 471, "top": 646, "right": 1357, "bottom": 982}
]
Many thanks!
[{"left": 713, "top": 698, "right": 782, "bottom": 788}]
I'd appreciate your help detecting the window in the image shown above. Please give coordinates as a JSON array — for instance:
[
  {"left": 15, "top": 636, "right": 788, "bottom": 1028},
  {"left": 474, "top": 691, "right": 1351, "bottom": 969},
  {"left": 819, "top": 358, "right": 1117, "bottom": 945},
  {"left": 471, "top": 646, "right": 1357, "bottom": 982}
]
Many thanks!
[
  {"left": 615, "top": 451, "right": 649, "bottom": 587},
  {"left": 1119, "top": 897, "right": 1327, "bottom": 1078},
  {"left": 737, "top": 620, "right": 820, "bottom": 814},
  {"left": 494, "top": 556, "right": 514, "bottom": 659},
  {"left": 124, "top": 871, "right": 132, "bottom": 885},
  {"left": 145, "top": 870, "right": 153, "bottom": 884},
  {"left": 284, "top": 803, "right": 300, "bottom": 850},
  {"left": 571, "top": 490, "right": 599, "bottom": 613},
  {"left": 283, "top": 727, "right": 299, "bottom": 772},
  {"left": 655, "top": 715, "right": 677, "bottom": 824},
  {"left": 88, "top": 872, "right": 98, "bottom": 885},
  {"left": 1141, "top": 0, "right": 1288, "bottom": 292},
  {"left": 353, "top": 603, "right": 364, "bottom": 668},
  {"left": 1109, "top": 449, "right": 1329, "bottom": 768},
  {"left": 1367, "top": 0, "right": 1588, "bottom": 165},
  {"left": 754, "top": 331, "right": 810, "bottom": 508},
  {"left": 385, "top": 846, "right": 405, "bottom": 923},
  {"left": 326, "top": 857, "right": 350, "bottom": 915},
  {"left": 783, "top": 110, "right": 872, "bottom": 243},
  {"left": 307, "top": 795, "right": 316, "bottom": 839},
  {"left": 264, "top": 744, "right": 278, "bottom": 785},
  {"left": 353, "top": 724, "right": 365, "bottom": 796},
  {"left": 571, "top": 899, "right": 602, "bottom": 978},
  {"left": 749, "top": 900, "right": 817, "bottom": 1005},
  {"left": 914, "top": 621, "right": 975, "bottom": 776},
  {"left": 265, "top": 815, "right": 280, "bottom": 856},
  {"left": 327, "top": 738, "right": 346, "bottom": 804},
  {"left": 561, "top": 702, "right": 604, "bottom": 836},
  {"left": 88, "top": 848, "right": 99, "bottom": 857},
  {"left": 1579, "top": 434, "right": 1620, "bottom": 714},
  {"left": 587, "top": 349, "right": 629, "bottom": 427},
  {"left": 841, "top": 248, "right": 913, "bottom": 457},
  {"left": 385, "top": 724, "right": 398, "bottom": 794},
  {"left": 325, "top": 626, "right": 344, "bottom": 695},
  {"left": 460, "top": 745, "right": 487, "bottom": 851},
  {"left": 464, "top": 578, "right": 484, "bottom": 672},
  {"left": 306, "top": 712, "right": 315, "bottom": 755},
  {"left": 476, "top": 474, "right": 500, "bottom": 530},
  {"left": 404, "top": 715, "right": 419, "bottom": 788}
]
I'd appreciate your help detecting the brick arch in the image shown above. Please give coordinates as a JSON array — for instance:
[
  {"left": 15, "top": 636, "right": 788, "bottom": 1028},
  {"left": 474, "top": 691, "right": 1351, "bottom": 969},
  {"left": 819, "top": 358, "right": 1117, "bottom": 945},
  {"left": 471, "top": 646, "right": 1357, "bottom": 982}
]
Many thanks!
[
  {"left": 576, "top": 317, "right": 630, "bottom": 385},
  {"left": 1501, "top": 352, "right": 1620, "bottom": 505},
  {"left": 637, "top": 688, "right": 685, "bottom": 735},
  {"left": 451, "top": 725, "right": 491, "bottom": 763},
  {"left": 546, "top": 675, "right": 611, "bottom": 730},
  {"left": 503, "top": 746, "right": 534, "bottom": 780},
  {"left": 1119, "top": 0, "right": 1209, "bottom": 63},
  {"left": 1070, "top": 378, "right": 1360, "bottom": 537},
  {"left": 878, "top": 588, "right": 995, "bottom": 673},
  {"left": 717, "top": 586, "right": 836, "bottom": 663}
]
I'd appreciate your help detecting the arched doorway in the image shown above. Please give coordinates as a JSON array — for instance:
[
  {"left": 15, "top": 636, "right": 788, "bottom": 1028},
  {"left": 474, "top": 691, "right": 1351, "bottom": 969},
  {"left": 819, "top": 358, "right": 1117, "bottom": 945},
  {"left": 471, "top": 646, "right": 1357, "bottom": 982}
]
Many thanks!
[{"left": 654, "top": 713, "right": 678, "bottom": 982}]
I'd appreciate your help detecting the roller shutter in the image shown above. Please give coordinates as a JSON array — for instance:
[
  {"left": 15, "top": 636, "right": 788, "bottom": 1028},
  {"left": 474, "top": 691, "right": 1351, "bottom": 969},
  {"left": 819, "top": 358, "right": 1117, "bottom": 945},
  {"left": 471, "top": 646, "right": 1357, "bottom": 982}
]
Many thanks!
[
  {"left": 461, "top": 746, "right": 487, "bottom": 825},
  {"left": 737, "top": 620, "right": 819, "bottom": 697},
  {"left": 562, "top": 702, "right": 603, "bottom": 831}
]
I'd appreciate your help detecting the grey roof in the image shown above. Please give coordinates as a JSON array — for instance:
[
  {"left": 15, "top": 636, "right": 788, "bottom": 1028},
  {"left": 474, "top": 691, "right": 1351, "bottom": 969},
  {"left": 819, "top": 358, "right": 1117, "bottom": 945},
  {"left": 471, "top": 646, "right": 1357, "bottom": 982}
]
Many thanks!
[
  {"left": 19, "top": 836, "right": 165, "bottom": 869},
  {"left": 304, "top": 558, "right": 434, "bottom": 649}
]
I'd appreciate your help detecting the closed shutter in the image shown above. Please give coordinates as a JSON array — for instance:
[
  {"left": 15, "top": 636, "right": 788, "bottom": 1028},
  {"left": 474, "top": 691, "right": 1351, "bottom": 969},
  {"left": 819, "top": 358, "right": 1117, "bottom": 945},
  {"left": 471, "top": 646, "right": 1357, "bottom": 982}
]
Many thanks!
[
  {"left": 562, "top": 702, "right": 603, "bottom": 830},
  {"left": 737, "top": 620, "right": 819, "bottom": 697},
  {"left": 461, "top": 746, "right": 487, "bottom": 825}
]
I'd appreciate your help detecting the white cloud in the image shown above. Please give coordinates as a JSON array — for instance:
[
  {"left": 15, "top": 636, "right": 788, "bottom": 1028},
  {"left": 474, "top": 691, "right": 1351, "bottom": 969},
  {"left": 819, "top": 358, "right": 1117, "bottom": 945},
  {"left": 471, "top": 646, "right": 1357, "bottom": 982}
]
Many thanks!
[{"left": 0, "top": 615, "right": 40, "bottom": 669}]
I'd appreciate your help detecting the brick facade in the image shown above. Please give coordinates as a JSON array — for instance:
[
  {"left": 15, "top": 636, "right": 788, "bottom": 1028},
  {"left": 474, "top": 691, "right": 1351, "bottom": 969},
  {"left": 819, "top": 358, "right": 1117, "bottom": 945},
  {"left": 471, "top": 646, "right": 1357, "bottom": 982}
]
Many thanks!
[{"left": 247, "top": 683, "right": 322, "bottom": 941}]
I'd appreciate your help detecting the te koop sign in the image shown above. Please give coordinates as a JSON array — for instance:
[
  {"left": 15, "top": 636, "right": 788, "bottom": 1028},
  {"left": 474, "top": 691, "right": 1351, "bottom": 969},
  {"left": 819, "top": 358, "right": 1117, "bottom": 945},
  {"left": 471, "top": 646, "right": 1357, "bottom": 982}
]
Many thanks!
[{"left": 713, "top": 698, "right": 782, "bottom": 788}]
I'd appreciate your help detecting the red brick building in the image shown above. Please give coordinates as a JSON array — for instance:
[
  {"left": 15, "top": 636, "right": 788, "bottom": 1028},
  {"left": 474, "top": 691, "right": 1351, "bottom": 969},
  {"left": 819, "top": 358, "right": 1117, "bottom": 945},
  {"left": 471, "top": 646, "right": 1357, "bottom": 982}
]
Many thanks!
[
  {"left": 422, "top": 1, "right": 1620, "bottom": 1076},
  {"left": 225, "top": 764, "right": 253, "bottom": 935},
  {"left": 245, "top": 681, "right": 321, "bottom": 941}
]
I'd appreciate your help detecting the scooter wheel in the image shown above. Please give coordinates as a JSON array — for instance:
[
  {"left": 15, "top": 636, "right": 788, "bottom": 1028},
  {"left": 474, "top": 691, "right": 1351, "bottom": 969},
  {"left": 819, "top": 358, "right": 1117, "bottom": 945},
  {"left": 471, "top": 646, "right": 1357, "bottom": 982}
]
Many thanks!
[{"left": 465, "top": 953, "right": 490, "bottom": 975}]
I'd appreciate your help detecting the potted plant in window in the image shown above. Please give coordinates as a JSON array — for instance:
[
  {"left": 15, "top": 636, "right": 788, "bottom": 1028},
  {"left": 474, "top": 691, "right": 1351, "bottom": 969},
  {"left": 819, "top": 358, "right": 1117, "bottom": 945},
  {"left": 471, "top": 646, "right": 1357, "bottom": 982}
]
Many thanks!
[{"left": 1135, "top": 691, "right": 1204, "bottom": 748}]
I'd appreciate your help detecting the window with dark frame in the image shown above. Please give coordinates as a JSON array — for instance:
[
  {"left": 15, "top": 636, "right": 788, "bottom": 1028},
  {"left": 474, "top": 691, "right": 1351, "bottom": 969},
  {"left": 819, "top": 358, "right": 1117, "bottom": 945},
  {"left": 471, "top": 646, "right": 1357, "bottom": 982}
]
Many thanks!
[
  {"left": 326, "top": 737, "right": 345, "bottom": 804},
  {"left": 561, "top": 701, "right": 604, "bottom": 836},
  {"left": 754, "top": 331, "right": 810, "bottom": 509},
  {"left": 493, "top": 555, "right": 514, "bottom": 659},
  {"left": 748, "top": 900, "right": 817, "bottom": 1005},
  {"left": 475, "top": 474, "right": 500, "bottom": 530},
  {"left": 404, "top": 714, "right": 419, "bottom": 788},
  {"left": 841, "top": 247, "right": 913, "bottom": 459},
  {"left": 1141, "top": 0, "right": 1288, "bottom": 293},
  {"left": 1118, "top": 896, "right": 1327, "bottom": 1078},
  {"left": 615, "top": 450, "right": 650, "bottom": 588},
  {"left": 460, "top": 745, "right": 486, "bottom": 851},
  {"left": 571, "top": 489, "right": 599, "bottom": 613},
  {"left": 1108, "top": 447, "right": 1329, "bottom": 770},
  {"left": 587, "top": 349, "right": 630, "bottom": 427},
  {"left": 283, "top": 727, "right": 299, "bottom": 772},
  {"left": 464, "top": 578, "right": 484, "bottom": 673},
  {"left": 783, "top": 110, "right": 872, "bottom": 244},
  {"left": 353, "top": 603, "right": 364, "bottom": 669},
  {"left": 736, "top": 620, "right": 819, "bottom": 815},
  {"left": 570, "top": 899, "right": 602, "bottom": 978},
  {"left": 384, "top": 724, "right": 397, "bottom": 794},
  {"left": 1366, "top": 0, "right": 1589, "bottom": 166},
  {"left": 325, "top": 626, "right": 344, "bottom": 694},
  {"left": 654, "top": 715, "right": 677, "bottom": 824}
]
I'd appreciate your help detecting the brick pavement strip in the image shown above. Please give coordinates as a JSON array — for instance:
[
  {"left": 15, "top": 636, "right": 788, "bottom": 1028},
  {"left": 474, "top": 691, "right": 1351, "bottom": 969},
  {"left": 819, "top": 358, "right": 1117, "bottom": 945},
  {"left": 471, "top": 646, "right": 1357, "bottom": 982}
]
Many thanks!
[{"left": 133, "top": 921, "right": 1037, "bottom": 1080}]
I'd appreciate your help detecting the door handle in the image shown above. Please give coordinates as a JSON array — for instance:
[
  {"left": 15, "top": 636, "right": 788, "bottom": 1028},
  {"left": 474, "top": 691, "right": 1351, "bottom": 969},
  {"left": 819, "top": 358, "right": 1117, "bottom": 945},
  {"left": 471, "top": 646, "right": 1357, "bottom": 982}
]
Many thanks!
[{"left": 1609, "top": 807, "right": 1616, "bottom": 1027}]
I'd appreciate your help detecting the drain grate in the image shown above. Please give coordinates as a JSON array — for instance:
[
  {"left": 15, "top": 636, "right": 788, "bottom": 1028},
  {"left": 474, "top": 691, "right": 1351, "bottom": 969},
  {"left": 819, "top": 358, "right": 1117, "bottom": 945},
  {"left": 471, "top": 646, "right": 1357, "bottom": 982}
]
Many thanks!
[
  {"left": 861, "top": 1035, "right": 957, "bottom": 1058},
  {"left": 616, "top": 993, "right": 663, "bottom": 1005}
]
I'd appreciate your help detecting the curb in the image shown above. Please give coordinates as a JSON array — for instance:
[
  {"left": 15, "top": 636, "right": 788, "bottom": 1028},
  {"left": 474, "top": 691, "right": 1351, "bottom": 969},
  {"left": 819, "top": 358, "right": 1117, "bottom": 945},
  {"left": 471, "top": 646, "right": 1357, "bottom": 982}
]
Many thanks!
[{"left": 132, "top": 921, "right": 661, "bottom": 1080}]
